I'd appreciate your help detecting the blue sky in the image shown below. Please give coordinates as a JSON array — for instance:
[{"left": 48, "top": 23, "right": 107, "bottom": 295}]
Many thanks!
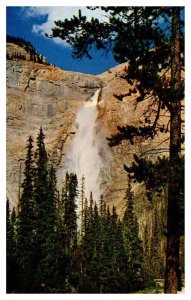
[{"left": 6, "top": 6, "right": 117, "bottom": 75}]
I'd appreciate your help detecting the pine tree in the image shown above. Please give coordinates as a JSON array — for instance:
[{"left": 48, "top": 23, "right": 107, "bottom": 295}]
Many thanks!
[{"left": 164, "top": 8, "right": 183, "bottom": 293}]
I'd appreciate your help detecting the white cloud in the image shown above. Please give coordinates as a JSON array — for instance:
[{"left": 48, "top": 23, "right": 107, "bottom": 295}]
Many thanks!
[{"left": 23, "top": 7, "right": 108, "bottom": 46}]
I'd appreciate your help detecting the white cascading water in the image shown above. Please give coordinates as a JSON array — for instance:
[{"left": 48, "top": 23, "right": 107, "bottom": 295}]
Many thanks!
[{"left": 63, "top": 88, "right": 103, "bottom": 202}]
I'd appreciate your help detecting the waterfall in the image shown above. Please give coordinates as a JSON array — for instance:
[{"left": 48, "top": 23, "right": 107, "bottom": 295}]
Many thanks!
[{"left": 63, "top": 88, "right": 103, "bottom": 201}]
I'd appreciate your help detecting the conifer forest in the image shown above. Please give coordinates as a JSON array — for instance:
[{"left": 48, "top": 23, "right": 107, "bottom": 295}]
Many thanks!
[
  {"left": 6, "top": 127, "right": 184, "bottom": 293},
  {"left": 6, "top": 129, "right": 150, "bottom": 293},
  {"left": 6, "top": 6, "right": 185, "bottom": 294}
]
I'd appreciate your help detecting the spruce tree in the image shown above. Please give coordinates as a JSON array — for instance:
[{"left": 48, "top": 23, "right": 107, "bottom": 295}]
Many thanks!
[
  {"left": 53, "top": 191, "right": 68, "bottom": 291},
  {"left": 63, "top": 173, "right": 78, "bottom": 253},
  {"left": 89, "top": 191, "right": 94, "bottom": 220},
  {"left": 16, "top": 135, "right": 36, "bottom": 292},
  {"left": 151, "top": 207, "right": 164, "bottom": 278},
  {"left": 7, "top": 200, "right": 18, "bottom": 292},
  {"left": 61, "top": 172, "right": 78, "bottom": 289},
  {"left": 102, "top": 206, "right": 129, "bottom": 293},
  {"left": 99, "top": 194, "right": 105, "bottom": 218},
  {"left": 37, "top": 165, "right": 59, "bottom": 291},
  {"left": 122, "top": 177, "right": 145, "bottom": 292},
  {"left": 80, "top": 201, "right": 101, "bottom": 292},
  {"left": 79, "top": 175, "right": 85, "bottom": 240},
  {"left": 33, "top": 127, "right": 49, "bottom": 260},
  {"left": 81, "top": 197, "right": 128, "bottom": 293},
  {"left": 31, "top": 128, "right": 61, "bottom": 291},
  {"left": 99, "top": 204, "right": 119, "bottom": 293}
]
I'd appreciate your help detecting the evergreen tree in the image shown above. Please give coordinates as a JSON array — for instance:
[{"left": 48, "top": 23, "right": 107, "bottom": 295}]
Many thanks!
[
  {"left": 165, "top": 9, "right": 183, "bottom": 287},
  {"left": 151, "top": 207, "right": 164, "bottom": 278},
  {"left": 63, "top": 173, "right": 78, "bottom": 254},
  {"left": 33, "top": 127, "right": 49, "bottom": 259},
  {"left": 109, "top": 208, "right": 129, "bottom": 293},
  {"left": 36, "top": 165, "right": 59, "bottom": 291},
  {"left": 8, "top": 127, "right": 182, "bottom": 293},
  {"left": 99, "top": 204, "right": 126, "bottom": 293},
  {"left": 7, "top": 200, "right": 18, "bottom": 292},
  {"left": 88, "top": 202, "right": 102, "bottom": 292},
  {"left": 89, "top": 191, "right": 94, "bottom": 219},
  {"left": 79, "top": 175, "right": 85, "bottom": 240},
  {"left": 61, "top": 172, "right": 78, "bottom": 288},
  {"left": 16, "top": 135, "right": 36, "bottom": 292},
  {"left": 47, "top": 165, "right": 58, "bottom": 230},
  {"left": 80, "top": 201, "right": 101, "bottom": 292},
  {"left": 99, "top": 194, "right": 105, "bottom": 218},
  {"left": 81, "top": 197, "right": 129, "bottom": 293},
  {"left": 122, "top": 177, "right": 145, "bottom": 292},
  {"left": 32, "top": 128, "right": 58, "bottom": 291}
]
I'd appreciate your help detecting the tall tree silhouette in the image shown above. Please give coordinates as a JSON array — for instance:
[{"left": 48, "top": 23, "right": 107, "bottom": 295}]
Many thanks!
[
  {"left": 61, "top": 172, "right": 78, "bottom": 288},
  {"left": 32, "top": 128, "right": 57, "bottom": 291},
  {"left": 36, "top": 165, "right": 59, "bottom": 291},
  {"left": 7, "top": 200, "right": 18, "bottom": 292},
  {"left": 33, "top": 128, "right": 49, "bottom": 261},
  {"left": 122, "top": 176, "right": 144, "bottom": 291},
  {"left": 16, "top": 135, "right": 36, "bottom": 292},
  {"left": 50, "top": 7, "right": 184, "bottom": 292}
]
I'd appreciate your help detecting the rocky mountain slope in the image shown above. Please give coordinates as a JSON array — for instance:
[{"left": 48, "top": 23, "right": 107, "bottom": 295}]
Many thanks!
[
  {"left": 7, "top": 42, "right": 103, "bottom": 205},
  {"left": 6, "top": 41, "right": 172, "bottom": 211}
]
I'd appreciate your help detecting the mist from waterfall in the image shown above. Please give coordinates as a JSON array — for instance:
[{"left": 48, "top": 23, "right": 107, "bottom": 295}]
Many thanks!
[{"left": 63, "top": 89, "right": 104, "bottom": 202}]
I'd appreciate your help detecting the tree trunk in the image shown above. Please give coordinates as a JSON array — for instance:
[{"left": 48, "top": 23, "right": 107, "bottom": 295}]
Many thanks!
[{"left": 164, "top": 7, "right": 182, "bottom": 293}]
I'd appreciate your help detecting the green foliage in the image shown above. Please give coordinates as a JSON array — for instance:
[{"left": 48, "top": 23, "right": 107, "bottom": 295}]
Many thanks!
[
  {"left": 62, "top": 172, "right": 78, "bottom": 253},
  {"left": 108, "top": 125, "right": 156, "bottom": 147},
  {"left": 7, "top": 200, "right": 18, "bottom": 292},
  {"left": 50, "top": 7, "right": 184, "bottom": 106},
  {"left": 124, "top": 154, "right": 184, "bottom": 234},
  {"left": 60, "top": 172, "right": 79, "bottom": 289},
  {"left": 36, "top": 6, "right": 184, "bottom": 293},
  {"left": 7, "top": 129, "right": 163, "bottom": 293},
  {"left": 122, "top": 177, "right": 146, "bottom": 291},
  {"left": 151, "top": 208, "right": 165, "bottom": 278},
  {"left": 16, "top": 135, "right": 36, "bottom": 292},
  {"left": 31, "top": 128, "right": 61, "bottom": 291},
  {"left": 50, "top": 7, "right": 183, "bottom": 66},
  {"left": 33, "top": 127, "right": 49, "bottom": 255},
  {"left": 125, "top": 155, "right": 169, "bottom": 199},
  {"left": 7, "top": 35, "right": 50, "bottom": 65}
]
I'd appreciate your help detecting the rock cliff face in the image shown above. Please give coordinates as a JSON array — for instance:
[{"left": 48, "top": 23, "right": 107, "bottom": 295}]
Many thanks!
[
  {"left": 7, "top": 42, "right": 102, "bottom": 205},
  {"left": 96, "top": 63, "right": 171, "bottom": 214},
  {"left": 7, "top": 42, "right": 170, "bottom": 219}
]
